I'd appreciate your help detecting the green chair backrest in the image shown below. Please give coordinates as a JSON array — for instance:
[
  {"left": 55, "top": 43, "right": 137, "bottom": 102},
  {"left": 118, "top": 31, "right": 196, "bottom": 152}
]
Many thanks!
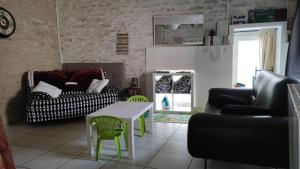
[
  {"left": 127, "top": 95, "right": 149, "bottom": 102},
  {"left": 89, "top": 116, "right": 125, "bottom": 140}
]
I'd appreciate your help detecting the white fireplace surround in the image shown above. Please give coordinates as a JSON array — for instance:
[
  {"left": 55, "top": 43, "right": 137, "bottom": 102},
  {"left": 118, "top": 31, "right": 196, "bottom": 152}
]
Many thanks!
[{"left": 146, "top": 45, "right": 233, "bottom": 109}]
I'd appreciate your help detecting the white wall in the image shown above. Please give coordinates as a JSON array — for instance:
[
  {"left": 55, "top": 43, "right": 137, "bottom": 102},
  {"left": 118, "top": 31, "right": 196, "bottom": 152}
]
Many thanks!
[{"left": 146, "top": 45, "right": 233, "bottom": 109}]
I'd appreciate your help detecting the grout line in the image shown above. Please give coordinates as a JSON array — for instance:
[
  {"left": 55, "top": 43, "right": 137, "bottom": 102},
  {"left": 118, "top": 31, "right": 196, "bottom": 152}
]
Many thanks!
[
  {"left": 187, "top": 157, "right": 194, "bottom": 169},
  {"left": 143, "top": 124, "right": 182, "bottom": 168},
  {"left": 20, "top": 151, "right": 50, "bottom": 167}
]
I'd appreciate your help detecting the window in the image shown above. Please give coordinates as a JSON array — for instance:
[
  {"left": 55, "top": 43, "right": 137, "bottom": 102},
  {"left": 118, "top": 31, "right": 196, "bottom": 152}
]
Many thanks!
[{"left": 233, "top": 31, "right": 260, "bottom": 88}]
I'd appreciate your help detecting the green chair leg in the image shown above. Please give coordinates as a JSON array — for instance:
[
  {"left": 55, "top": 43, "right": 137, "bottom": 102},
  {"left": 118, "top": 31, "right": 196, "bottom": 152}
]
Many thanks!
[
  {"left": 114, "top": 136, "right": 121, "bottom": 160},
  {"left": 141, "top": 115, "right": 146, "bottom": 132},
  {"left": 124, "top": 123, "right": 128, "bottom": 151},
  {"left": 138, "top": 117, "right": 145, "bottom": 137},
  {"left": 96, "top": 139, "right": 103, "bottom": 161}
]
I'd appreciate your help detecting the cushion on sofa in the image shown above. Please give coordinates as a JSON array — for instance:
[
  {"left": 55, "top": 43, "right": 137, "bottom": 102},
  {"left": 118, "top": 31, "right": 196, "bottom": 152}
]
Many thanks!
[
  {"left": 86, "top": 79, "right": 109, "bottom": 93},
  {"left": 215, "top": 94, "right": 248, "bottom": 108},
  {"left": 68, "top": 68, "right": 103, "bottom": 91},
  {"left": 34, "top": 70, "right": 68, "bottom": 90},
  {"left": 220, "top": 104, "right": 271, "bottom": 116},
  {"left": 33, "top": 81, "right": 62, "bottom": 98}
]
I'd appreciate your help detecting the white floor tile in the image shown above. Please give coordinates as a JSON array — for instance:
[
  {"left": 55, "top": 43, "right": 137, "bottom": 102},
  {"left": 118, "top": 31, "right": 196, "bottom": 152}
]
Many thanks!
[
  {"left": 112, "top": 148, "right": 157, "bottom": 166},
  {"left": 54, "top": 140, "right": 87, "bottom": 155},
  {"left": 189, "top": 158, "right": 234, "bottom": 169},
  {"left": 233, "top": 163, "right": 273, "bottom": 169},
  {"left": 23, "top": 152, "right": 74, "bottom": 169},
  {"left": 27, "top": 137, "right": 70, "bottom": 151},
  {"left": 170, "top": 130, "right": 187, "bottom": 142},
  {"left": 177, "top": 124, "right": 188, "bottom": 132},
  {"left": 143, "top": 127, "right": 175, "bottom": 139},
  {"left": 153, "top": 122, "right": 180, "bottom": 131},
  {"left": 147, "top": 151, "right": 192, "bottom": 169},
  {"left": 160, "top": 140, "right": 190, "bottom": 155},
  {"left": 79, "top": 146, "right": 115, "bottom": 161},
  {"left": 58, "top": 157, "right": 107, "bottom": 169},
  {"left": 16, "top": 167, "right": 30, "bottom": 169},
  {"left": 134, "top": 137, "right": 167, "bottom": 151},
  {"left": 21, "top": 125, "right": 62, "bottom": 136},
  {"left": 7, "top": 132, "right": 45, "bottom": 147},
  {"left": 101, "top": 161, "right": 144, "bottom": 169},
  {"left": 51, "top": 128, "right": 85, "bottom": 139},
  {"left": 12, "top": 146, "right": 47, "bottom": 166}
]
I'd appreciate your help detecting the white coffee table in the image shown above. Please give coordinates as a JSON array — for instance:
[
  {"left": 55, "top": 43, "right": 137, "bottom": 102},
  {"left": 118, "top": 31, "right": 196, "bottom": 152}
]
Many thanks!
[{"left": 86, "top": 101, "right": 154, "bottom": 160}]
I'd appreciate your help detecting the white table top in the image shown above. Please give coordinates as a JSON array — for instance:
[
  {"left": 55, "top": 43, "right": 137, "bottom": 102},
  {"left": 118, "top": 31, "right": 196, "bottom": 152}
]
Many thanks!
[{"left": 87, "top": 101, "right": 153, "bottom": 120}]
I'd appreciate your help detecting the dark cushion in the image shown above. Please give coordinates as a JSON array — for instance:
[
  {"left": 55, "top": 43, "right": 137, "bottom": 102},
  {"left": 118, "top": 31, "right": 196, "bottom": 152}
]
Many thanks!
[
  {"left": 215, "top": 94, "right": 248, "bottom": 108},
  {"left": 34, "top": 70, "right": 67, "bottom": 89},
  {"left": 68, "top": 68, "right": 103, "bottom": 91},
  {"left": 220, "top": 104, "right": 271, "bottom": 116}
]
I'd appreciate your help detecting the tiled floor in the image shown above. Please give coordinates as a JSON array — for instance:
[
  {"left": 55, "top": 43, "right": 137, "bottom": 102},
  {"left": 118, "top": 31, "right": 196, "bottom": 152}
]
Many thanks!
[{"left": 5, "top": 120, "right": 275, "bottom": 169}]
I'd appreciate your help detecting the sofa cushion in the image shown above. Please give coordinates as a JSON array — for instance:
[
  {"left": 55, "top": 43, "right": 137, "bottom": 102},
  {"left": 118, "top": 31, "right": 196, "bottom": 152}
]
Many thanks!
[
  {"left": 34, "top": 70, "right": 68, "bottom": 90},
  {"left": 220, "top": 104, "right": 271, "bottom": 116},
  {"left": 68, "top": 68, "right": 103, "bottom": 91},
  {"left": 215, "top": 94, "right": 248, "bottom": 108},
  {"left": 33, "top": 81, "right": 62, "bottom": 98},
  {"left": 86, "top": 79, "right": 109, "bottom": 93}
]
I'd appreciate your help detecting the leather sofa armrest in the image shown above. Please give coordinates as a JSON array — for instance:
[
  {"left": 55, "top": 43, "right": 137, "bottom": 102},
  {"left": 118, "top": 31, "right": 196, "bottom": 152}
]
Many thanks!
[
  {"left": 220, "top": 105, "right": 271, "bottom": 116},
  {"left": 208, "top": 88, "right": 253, "bottom": 106},
  {"left": 187, "top": 113, "right": 289, "bottom": 167}
]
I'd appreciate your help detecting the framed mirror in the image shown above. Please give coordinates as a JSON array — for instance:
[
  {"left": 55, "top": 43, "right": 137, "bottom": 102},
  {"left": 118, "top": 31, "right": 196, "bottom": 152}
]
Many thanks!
[{"left": 153, "top": 14, "right": 204, "bottom": 46}]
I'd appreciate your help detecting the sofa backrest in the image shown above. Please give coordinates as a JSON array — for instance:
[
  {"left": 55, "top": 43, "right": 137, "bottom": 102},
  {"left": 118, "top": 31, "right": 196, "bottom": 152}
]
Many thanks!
[
  {"left": 28, "top": 68, "right": 103, "bottom": 92},
  {"left": 253, "top": 70, "right": 298, "bottom": 116}
]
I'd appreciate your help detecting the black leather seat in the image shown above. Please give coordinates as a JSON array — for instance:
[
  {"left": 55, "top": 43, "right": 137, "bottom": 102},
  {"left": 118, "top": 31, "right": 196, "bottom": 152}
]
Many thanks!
[{"left": 188, "top": 71, "right": 298, "bottom": 168}]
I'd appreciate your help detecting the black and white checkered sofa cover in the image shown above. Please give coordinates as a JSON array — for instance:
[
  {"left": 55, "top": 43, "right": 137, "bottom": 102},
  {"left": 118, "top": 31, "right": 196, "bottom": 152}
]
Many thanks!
[
  {"left": 26, "top": 86, "right": 118, "bottom": 123},
  {"left": 25, "top": 71, "right": 119, "bottom": 123}
]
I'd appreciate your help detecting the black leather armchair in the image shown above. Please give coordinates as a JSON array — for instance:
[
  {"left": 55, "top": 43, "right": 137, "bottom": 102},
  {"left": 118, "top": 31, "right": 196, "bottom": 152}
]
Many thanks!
[{"left": 188, "top": 71, "right": 298, "bottom": 168}]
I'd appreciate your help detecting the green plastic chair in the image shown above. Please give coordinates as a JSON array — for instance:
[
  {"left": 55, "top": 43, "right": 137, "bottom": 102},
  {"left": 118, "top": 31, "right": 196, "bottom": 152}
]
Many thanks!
[
  {"left": 127, "top": 95, "right": 148, "bottom": 137},
  {"left": 89, "top": 116, "right": 128, "bottom": 160}
]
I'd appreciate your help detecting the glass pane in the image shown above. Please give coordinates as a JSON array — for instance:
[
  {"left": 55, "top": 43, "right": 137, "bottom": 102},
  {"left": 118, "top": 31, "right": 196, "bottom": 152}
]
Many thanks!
[
  {"left": 173, "top": 94, "right": 191, "bottom": 112},
  {"left": 237, "top": 40, "right": 260, "bottom": 88}
]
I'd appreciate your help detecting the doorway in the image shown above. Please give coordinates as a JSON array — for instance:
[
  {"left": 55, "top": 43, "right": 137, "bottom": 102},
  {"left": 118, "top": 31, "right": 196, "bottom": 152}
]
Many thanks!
[
  {"left": 230, "top": 22, "right": 288, "bottom": 88},
  {"left": 233, "top": 31, "right": 260, "bottom": 88}
]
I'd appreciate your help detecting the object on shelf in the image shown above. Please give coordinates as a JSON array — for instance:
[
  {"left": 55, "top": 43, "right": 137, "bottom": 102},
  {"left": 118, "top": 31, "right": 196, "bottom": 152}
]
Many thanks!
[
  {"left": 162, "top": 95, "right": 170, "bottom": 110},
  {"left": 233, "top": 82, "right": 246, "bottom": 88},
  {"left": 231, "top": 15, "right": 247, "bottom": 24},
  {"left": 248, "top": 8, "right": 287, "bottom": 23},
  {"left": 155, "top": 76, "right": 172, "bottom": 93},
  {"left": 130, "top": 77, "right": 139, "bottom": 88},
  {"left": 173, "top": 76, "right": 191, "bottom": 93},
  {"left": 127, "top": 87, "right": 142, "bottom": 97}
]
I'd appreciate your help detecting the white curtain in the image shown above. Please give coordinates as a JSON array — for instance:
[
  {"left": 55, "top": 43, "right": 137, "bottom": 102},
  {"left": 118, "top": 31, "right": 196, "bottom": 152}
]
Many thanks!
[{"left": 259, "top": 28, "right": 277, "bottom": 71}]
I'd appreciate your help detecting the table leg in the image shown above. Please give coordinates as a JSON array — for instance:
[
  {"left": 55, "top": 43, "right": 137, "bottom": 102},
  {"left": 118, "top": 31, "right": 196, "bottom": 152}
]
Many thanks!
[
  {"left": 86, "top": 116, "right": 94, "bottom": 158},
  {"left": 148, "top": 106, "right": 154, "bottom": 133},
  {"left": 127, "top": 119, "right": 135, "bottom": 159}
]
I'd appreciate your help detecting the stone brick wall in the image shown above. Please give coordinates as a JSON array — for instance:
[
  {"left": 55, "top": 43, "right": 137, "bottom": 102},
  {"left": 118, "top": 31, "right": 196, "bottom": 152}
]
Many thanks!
[
  {"left": 56, "top": 0, "right": 228, "bottom": 90},
  {"left": 0, "top": 0, "right": 61, "bottom": 123},
  {"left": 56, "top": 0, "right": 290, "bottom": 91}
]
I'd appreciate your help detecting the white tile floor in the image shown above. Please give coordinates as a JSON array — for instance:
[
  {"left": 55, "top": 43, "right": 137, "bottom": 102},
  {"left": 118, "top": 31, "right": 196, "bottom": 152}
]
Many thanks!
[{"left": 5, "top": 120, "right": 276, "bottom": 169}]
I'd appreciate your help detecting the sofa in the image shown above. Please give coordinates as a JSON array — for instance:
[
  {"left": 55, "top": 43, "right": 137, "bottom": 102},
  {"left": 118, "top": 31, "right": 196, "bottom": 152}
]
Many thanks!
[
  {"left": 187, "top": 70, "right": 298, "bottom": 168},
  {"left": 26, "top": 68, "right": 119, "bottom": 123}
]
